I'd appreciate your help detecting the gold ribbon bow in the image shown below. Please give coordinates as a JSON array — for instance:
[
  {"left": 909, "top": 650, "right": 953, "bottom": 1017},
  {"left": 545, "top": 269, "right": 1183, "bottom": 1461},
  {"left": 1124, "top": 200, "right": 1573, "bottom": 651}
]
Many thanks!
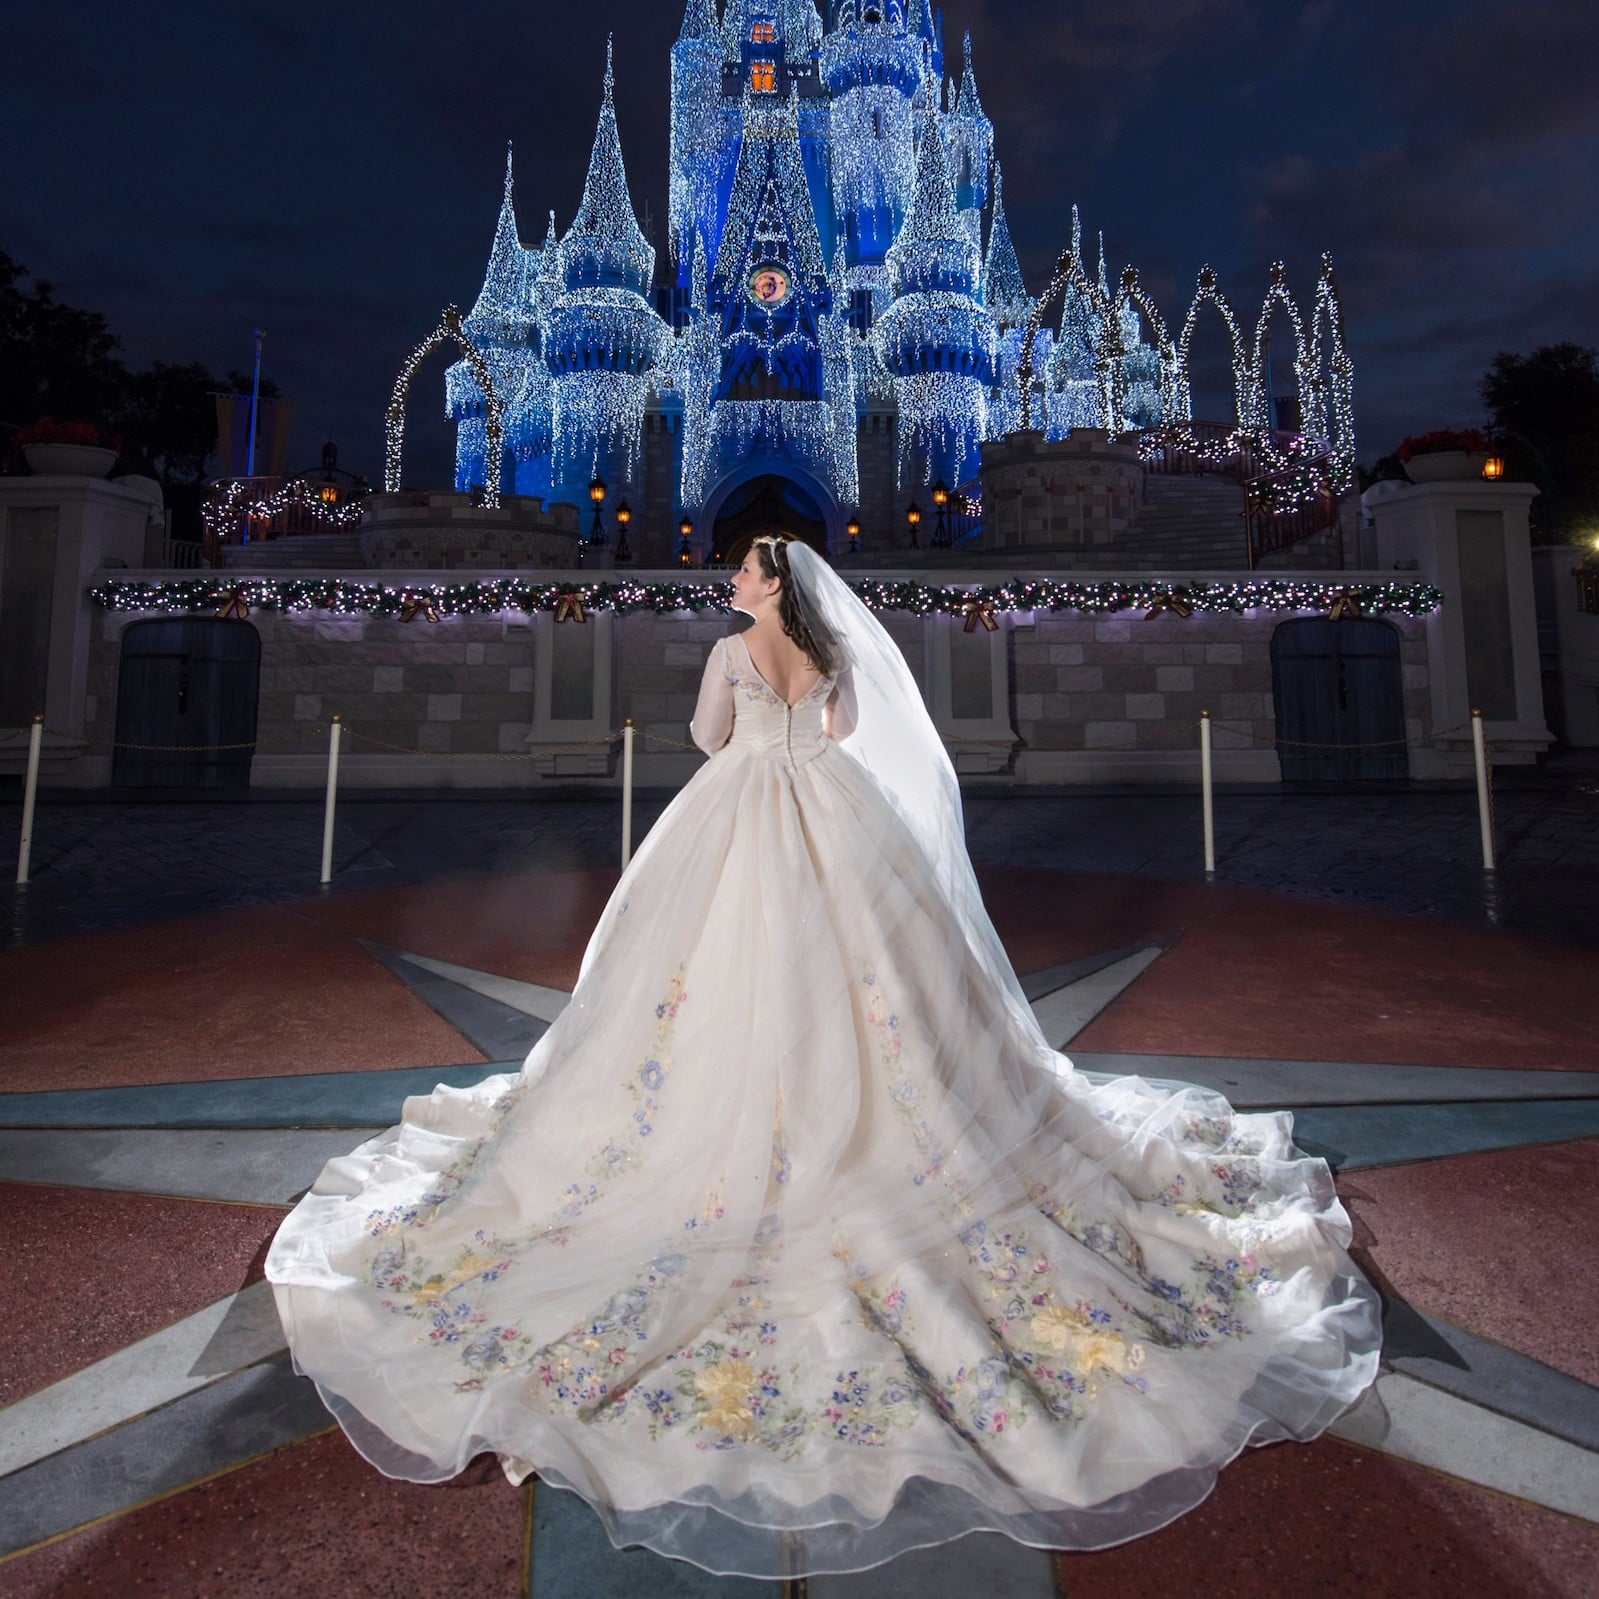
[
  {"left": 216, "top": 587, "right": 250, "bottom": 620},
  {"left": 961, "top": 597, "right": 999, "bottom": 633},
  {"left": 1329, "top": 588, "right": 1364, "bottom": 620},
  {"left": 553, "top": 591, "right": 588, "bottom": 624},
  {"left": 401, "top": 594, "right": 440, "bottom": 624},
  {"left": 1145, "top": 589, "right": 1195, "bottom": 620}
]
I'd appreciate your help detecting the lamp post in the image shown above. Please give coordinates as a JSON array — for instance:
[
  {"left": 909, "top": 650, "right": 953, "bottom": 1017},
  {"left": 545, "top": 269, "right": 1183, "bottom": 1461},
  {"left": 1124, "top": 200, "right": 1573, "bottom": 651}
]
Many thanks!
[
  {"left": 614, "top": 499, "right": 632, "bottom": 563},
  {"left": 932, "top": 479, "right": 950, "bottom": 547},
  {"left": 846, "top": 514, "right": 861, "bottom": 557},
  {"left": 906, "top": 500, "right": 922, "bottom": 550},
  {"left": 587, "top": 477, "right": 606, "bottom": 546},
  {"left": 678, "top": 515, "right": 693, "bottom": 567}
]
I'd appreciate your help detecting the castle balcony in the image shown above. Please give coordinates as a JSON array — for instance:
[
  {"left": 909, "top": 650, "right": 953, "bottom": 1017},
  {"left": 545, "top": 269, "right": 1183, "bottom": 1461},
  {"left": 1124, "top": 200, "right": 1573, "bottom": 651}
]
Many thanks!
[{"left": 544, "top": 299, "right": 667, "bottom": 378}]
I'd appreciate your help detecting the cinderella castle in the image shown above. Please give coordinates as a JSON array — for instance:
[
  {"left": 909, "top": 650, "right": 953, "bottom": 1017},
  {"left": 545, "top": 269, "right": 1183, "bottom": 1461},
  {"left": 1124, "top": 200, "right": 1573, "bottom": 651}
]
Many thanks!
[{"left": 437, "top": 0, "right": 1201, "bottom": 563}]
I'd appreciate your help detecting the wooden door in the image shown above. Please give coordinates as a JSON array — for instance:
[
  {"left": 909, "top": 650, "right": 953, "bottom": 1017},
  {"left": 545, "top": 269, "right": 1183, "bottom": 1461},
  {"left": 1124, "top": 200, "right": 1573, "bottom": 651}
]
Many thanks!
[
  {"left": 112, "top": 618, "right": 261, "bottom": 788},
  {"left": 1270, "top": 618, "right": 1407, "bottom": 782}
]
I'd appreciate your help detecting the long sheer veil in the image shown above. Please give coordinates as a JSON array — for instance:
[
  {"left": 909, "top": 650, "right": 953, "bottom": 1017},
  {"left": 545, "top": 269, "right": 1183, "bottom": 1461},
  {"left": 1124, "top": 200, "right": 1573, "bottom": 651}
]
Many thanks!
[{"left": 784, "top": 542, "right": 1050, "bottom": 1059}]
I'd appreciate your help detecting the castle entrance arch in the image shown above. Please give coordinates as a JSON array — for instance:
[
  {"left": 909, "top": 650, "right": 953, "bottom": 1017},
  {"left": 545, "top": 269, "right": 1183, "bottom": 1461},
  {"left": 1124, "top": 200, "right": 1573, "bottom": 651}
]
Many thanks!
[{"left": 701, "top": 462, "right": 843, "bottom": 565}]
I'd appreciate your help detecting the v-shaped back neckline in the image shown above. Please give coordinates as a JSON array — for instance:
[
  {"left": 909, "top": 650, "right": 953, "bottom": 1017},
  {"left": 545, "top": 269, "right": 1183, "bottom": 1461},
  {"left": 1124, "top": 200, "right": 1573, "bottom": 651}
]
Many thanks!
[{"left": 734, "top": 632, "right": 829, "bottom": 710}]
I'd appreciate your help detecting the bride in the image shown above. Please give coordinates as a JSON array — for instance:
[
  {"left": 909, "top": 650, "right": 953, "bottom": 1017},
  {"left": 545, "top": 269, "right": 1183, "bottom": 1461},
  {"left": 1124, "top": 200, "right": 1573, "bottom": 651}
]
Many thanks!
[{"left": 266, "top": 534, "right": 1380, "bottom": 1578}]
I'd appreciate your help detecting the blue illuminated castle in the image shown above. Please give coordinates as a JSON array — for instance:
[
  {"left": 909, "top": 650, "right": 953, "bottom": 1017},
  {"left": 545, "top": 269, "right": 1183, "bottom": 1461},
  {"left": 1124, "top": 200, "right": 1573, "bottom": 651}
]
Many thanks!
[{"left": 444, "top": 2, "right": 1167, "bottom": 559}]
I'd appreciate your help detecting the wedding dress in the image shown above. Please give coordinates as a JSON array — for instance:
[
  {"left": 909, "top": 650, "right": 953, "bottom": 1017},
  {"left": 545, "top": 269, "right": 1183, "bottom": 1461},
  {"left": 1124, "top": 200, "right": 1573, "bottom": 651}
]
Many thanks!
[{"left": 267, "top": 546, "right": 1380, "bottom": 1579}]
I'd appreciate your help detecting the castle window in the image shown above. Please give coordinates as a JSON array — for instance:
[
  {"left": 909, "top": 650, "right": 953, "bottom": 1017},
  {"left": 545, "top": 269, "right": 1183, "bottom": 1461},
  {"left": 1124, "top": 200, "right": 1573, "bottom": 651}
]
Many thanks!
[
  {"left": 750, "top": 58, "right": 776, "bottom": 93},
  {"left": 750, "top": 19, "right": 776, "bottom": 42}
]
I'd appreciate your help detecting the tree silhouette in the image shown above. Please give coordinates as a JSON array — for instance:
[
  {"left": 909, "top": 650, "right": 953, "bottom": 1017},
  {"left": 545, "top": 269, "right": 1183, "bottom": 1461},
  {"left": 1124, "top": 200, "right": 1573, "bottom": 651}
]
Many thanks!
[{"left": 1482, "top": 343, "right": 1599, "bottom": 543}]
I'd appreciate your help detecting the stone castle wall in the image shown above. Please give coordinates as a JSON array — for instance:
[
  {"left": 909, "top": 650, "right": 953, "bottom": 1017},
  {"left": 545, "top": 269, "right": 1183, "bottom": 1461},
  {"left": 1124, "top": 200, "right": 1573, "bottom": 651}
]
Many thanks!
[{"left": 74, "top": 569, "right": 1432, "bottom": 790}]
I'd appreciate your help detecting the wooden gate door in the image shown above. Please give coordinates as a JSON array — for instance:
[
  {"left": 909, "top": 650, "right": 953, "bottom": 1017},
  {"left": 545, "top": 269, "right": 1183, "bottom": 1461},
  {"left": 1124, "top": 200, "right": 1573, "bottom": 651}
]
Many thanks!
[
  {"left": 112, "top": 618, "right": 261, "bottom": 788},
  {"left": 1270, "top": 618, "right": 1407, "bottom": 781}
]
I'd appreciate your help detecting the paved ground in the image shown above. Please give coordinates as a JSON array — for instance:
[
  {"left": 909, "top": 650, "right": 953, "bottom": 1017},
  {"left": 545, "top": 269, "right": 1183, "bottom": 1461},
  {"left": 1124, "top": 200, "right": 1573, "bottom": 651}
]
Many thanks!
[
  {"left": 5, "top": 753, "right": 1598, "bottom": 950},
  {"left": 1, "top": 761, "right": 1596, "bottom": 1596}
]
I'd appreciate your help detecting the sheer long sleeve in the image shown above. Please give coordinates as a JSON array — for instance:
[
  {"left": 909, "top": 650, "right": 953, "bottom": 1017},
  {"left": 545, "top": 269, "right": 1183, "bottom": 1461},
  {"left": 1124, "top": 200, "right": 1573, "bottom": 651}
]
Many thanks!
[
  {"left": 825, "top": 664, "right": 857, "bottom": 741},
  {"left": 689, "top": 637, "right": 735, "bottom": 755}
]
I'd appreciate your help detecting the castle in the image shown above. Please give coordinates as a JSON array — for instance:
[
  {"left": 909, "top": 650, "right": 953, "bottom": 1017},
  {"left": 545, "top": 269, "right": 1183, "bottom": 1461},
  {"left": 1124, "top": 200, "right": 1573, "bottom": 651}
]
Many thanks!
[{"left": 440, "top": 0, "right": 1180, "bottom": 562}]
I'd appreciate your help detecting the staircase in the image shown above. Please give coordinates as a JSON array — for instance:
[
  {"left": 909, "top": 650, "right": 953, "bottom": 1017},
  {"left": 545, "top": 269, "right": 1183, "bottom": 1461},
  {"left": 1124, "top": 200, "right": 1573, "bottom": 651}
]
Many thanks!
[{"left": 218, "top": 533, "right": 368, "bottom": 571}]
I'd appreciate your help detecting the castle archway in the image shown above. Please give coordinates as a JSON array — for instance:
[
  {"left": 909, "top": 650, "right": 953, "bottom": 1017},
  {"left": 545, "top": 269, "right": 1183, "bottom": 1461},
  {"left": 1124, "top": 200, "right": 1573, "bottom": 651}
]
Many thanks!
[{"left": 700, "top": 460, "right": 843, "bottom": 565}]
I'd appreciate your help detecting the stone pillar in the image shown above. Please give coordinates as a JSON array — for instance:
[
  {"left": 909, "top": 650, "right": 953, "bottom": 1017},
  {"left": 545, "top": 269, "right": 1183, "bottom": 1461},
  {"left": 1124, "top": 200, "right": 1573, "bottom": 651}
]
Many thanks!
[
  {"left": 1370, "top": 475, "right": 1551, "bottom": 771},
  {"left": 0, "top": 472, "right": 163, "bottom": 783}
]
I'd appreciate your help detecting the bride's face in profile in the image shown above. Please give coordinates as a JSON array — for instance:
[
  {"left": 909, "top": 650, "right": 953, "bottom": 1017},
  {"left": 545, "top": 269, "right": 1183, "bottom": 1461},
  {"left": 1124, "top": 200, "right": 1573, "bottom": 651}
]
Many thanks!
[{"left": 730, "top": 550, "right": 780, "bottom": 620}]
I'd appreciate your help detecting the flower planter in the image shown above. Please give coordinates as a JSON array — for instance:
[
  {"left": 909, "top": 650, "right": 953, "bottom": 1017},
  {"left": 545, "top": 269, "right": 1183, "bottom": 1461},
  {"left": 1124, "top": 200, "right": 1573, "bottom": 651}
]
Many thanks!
[
  {"left": 1404, "top": 451, "right": 1487, "bottom": 484},
  {"left": 23, "top": 442, "right": 119, "bottom": 478}
]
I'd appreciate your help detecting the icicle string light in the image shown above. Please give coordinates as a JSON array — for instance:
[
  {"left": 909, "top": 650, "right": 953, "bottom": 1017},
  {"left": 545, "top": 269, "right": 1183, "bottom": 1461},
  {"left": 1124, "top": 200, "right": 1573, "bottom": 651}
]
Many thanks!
[{"left": 91, "top": 575, "right": 1443, "bottom": 620}]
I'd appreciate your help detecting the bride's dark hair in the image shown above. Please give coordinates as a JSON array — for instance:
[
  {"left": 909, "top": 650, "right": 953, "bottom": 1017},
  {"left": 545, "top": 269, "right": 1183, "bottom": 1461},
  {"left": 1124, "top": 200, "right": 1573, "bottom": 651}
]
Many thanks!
[{"left": 753, "top": 536, "right": 843, "bottom": 677}]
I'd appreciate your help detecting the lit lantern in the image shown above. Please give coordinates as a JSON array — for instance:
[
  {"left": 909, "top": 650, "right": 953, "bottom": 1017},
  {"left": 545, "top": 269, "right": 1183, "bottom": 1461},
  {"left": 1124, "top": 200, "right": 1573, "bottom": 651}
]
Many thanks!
[
  {"left": 846, "top": 514, "right": 861, "bottom": 556},
  {"left": 906, "top": 501, "right": 922, "bottom": 550},
  {"left": 1481, "top": 456, "right": 1505, "bottom": 480}
]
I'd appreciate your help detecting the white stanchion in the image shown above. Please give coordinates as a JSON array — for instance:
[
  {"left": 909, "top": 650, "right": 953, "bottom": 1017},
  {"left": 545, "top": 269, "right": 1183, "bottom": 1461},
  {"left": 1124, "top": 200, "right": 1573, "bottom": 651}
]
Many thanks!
[
  {"left": 1199, "top": 709, "right": 1216, "bottom": 875},
  {"left": 320, "top": 715, "right": 342, "bottom": 885},
  {"left": 15, "top": 715, "right": 43, "bottom": 886},
  {"left": 1471, "top": 708, "right": 1496, "bottom": 871},
  {"left": 621, "top": 718, "right": 635, "bottom": 870}
]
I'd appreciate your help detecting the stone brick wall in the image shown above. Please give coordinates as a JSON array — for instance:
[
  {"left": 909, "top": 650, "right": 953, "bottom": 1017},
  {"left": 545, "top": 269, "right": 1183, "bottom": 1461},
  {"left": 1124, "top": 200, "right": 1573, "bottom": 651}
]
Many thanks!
[{"left": 78, "top": 571, "right": 1432, "bottom": 789}]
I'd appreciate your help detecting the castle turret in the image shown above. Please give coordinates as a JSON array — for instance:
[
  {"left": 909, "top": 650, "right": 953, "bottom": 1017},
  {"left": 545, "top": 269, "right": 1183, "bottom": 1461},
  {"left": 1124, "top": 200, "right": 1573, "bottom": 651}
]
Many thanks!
[
  {"left": 820, "top": 0, "right": 922, "bottom": 290},
  {"left": 873, "top": 102, "right": 995, "bottom": 484},
  {"left": 943, "top": 32, "right": 991, "bottom": 244},
  {"left": 447, "top": 145, "right": 537, "bottom": 493},
  {"left": 543, "top": 40, "right": 668, "bottom": 499},
  {"left": 670, "top": 0, "right": 726, "bottom": 283}
]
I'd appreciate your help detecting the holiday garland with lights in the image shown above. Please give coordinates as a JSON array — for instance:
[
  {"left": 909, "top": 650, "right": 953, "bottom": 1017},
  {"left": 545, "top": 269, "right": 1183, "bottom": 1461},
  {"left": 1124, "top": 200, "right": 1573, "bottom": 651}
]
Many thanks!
[{"left": 89, "top": 575, "right": 1443, "bottom": 622}]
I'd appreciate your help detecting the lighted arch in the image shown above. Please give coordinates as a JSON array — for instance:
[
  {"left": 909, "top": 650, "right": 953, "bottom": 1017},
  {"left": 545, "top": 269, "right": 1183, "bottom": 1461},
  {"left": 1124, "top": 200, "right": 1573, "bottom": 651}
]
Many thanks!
[
  {"left": 1310, "top": 253, "right": 1356, "bottom": 489},
  {"left": 1176, "top": 267, "right": 1251, "bottom": 427},
  {"left": 1251, "top": 263, "right": 1313, "bottom": 435},
  {"left": 384, "top": 305, "right": 505, "bottom": 506},
  {"left": 1114, "top": 265, "right": 1181, "bottom": 427}
]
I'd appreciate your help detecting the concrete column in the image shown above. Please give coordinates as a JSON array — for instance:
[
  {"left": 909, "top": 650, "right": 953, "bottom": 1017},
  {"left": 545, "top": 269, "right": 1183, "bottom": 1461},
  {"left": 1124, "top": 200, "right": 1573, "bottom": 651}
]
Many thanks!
[{"left": 1370, "top": 475, "right": 1551, "bottom": 773}]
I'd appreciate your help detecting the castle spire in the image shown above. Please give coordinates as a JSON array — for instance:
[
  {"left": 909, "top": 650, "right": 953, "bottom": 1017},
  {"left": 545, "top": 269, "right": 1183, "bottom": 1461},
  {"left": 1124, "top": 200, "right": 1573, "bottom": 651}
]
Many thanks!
[
  {"left": 1096, "top": 230, "right": 1110, "bottom": 297},
  {"left": 954, "top": 30, "right": 985, "bottom": 118},
  {"left": 678, "top": 0, "right": 717, "bottom": 43},
  {"left": 982, "top": 164, "right": 1028, "bottom": 330},
  {"left": 900, "top": 104, "right": 963, "bottom": 244},
  {"left": 464, "top": 141, "right": 531, "bottom": 344},
  {"left": 562, "top": 35, "right": 654, "bottom": 293}
]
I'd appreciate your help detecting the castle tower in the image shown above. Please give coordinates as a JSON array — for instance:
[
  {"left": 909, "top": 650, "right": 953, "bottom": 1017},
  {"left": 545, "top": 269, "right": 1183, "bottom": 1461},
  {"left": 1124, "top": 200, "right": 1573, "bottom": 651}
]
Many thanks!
[
  {"left": 943, "top": 32, "right": 991, "bottom": 248},
  {"left": 873, "top": 101, "right": 995, "bottom": 485},
  {"left": 982, "top": 163, "right": 1037, "bottom": 439},
  {"left": 670, "top": 0, "right": 726, "bottom": 288},
  {"left": 543, "top": 40, "right": 668, "bottom": 502},
  {"left": 819, "top": 0, "right": 923, "bottom": 302},
  {"left": 447, "top": 146, "right": 537, "bottom": 493},
  {"left": 683, "top": 85, "right": 857, "bottom": 514}
]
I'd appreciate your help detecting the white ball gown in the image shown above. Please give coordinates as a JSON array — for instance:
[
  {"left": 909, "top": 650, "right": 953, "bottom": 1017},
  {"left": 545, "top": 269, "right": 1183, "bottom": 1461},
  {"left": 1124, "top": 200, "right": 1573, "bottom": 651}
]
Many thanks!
[{"left": 267, "top": 605, "right": 1380, "bottom": 1579}]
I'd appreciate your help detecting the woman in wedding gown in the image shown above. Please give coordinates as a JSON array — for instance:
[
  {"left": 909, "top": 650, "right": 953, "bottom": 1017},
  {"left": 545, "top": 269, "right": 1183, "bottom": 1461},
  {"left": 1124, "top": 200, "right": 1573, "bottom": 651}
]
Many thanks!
[{"left": 267, "top": 534, "right": 1380, "bottom": 1579}]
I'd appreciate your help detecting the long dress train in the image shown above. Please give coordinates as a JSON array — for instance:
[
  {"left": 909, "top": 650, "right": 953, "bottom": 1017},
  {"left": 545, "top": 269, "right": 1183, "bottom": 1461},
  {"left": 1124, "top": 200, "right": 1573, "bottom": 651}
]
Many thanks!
[{"left": 266, "top": 628, "right": 1381, "bottom": 1578}]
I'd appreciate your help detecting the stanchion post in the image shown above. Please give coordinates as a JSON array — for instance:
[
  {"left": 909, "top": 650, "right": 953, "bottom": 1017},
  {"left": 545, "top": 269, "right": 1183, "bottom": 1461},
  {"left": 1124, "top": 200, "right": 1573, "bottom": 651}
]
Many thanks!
[
  {"left": 320, "top": 715, "right": 342, "bottom": 885},
  {"left": 1471, "top": 708, "right": 1496, "bottom": 871},
  {"left": 15, "top": 714, "right": 43, "bottom": 886},
  {"left": 620, "top": 718, "right": 635, "bottom": 871},
  {"left": 1200, "top": 709, "right": 1216, "bottom": 875}
]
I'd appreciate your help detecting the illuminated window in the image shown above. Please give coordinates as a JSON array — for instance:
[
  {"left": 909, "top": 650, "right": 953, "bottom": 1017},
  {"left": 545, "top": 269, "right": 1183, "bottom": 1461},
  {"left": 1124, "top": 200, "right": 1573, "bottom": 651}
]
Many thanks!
[
  {"left": 750, "top": 58, "right": 776, "bottom": 92},
  {"left": 750, "top": 19, "right": 776, "bottom": 42}
]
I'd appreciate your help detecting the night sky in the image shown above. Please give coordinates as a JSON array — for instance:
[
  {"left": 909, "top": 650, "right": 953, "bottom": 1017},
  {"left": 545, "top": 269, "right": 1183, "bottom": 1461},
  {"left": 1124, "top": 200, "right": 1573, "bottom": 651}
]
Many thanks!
[{"left": 6, "top": 0, "right": 1596, "bottom": 489}]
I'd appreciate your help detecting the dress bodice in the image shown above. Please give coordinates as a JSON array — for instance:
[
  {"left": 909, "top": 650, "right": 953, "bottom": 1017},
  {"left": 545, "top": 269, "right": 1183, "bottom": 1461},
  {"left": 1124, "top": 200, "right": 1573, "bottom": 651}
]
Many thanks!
[
  {"left": 725, "top": 635, "right": 835, "bottom": 767},
  {"left": 687, "top": 630, "right": 837, "bottom": 767}
]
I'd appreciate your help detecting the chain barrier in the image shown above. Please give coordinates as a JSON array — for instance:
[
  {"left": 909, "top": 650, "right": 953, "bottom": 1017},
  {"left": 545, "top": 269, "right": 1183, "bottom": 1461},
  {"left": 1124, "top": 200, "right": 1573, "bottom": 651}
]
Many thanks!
[{"left": 1208, "top": 721, "right": 1477, "bottom": 752}]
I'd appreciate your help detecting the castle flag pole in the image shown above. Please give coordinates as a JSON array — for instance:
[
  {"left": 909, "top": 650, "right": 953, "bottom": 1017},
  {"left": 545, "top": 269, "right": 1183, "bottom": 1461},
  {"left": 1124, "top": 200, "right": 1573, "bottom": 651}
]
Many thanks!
[{"left": 246, "top": 328, "right": 266, "bottom": 476}]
